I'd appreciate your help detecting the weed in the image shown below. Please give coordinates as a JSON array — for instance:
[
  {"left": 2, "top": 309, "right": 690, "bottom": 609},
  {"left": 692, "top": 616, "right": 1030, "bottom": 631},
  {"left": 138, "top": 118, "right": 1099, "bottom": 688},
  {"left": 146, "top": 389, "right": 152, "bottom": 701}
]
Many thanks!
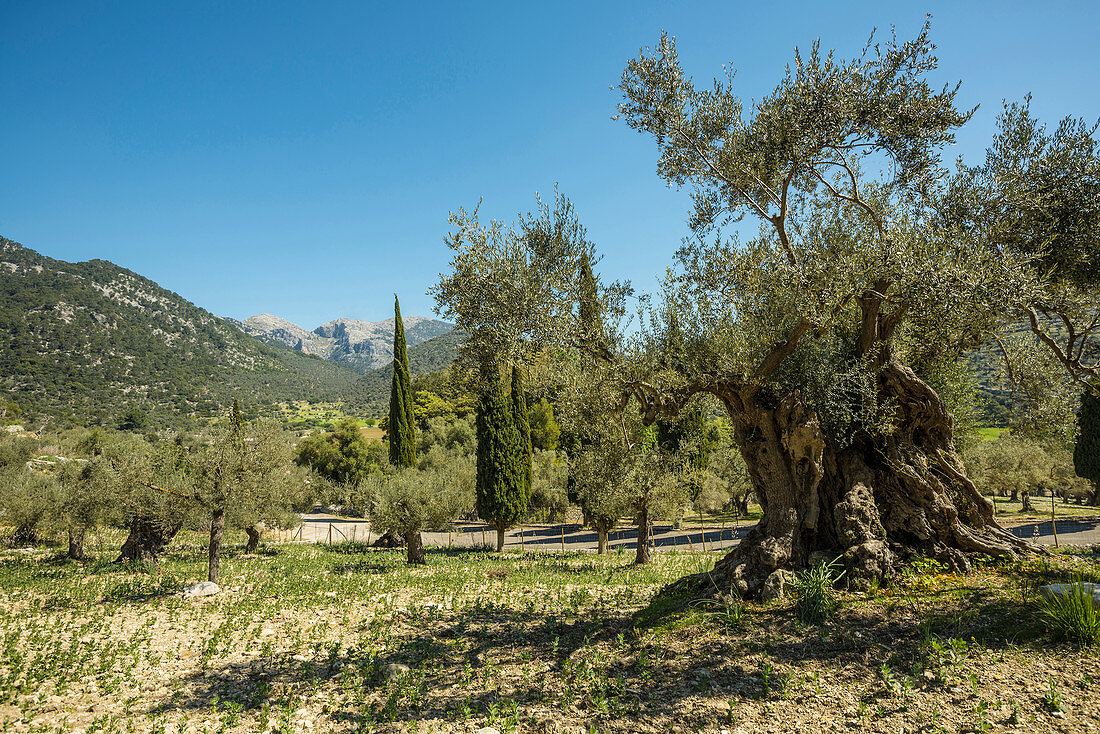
[
  {"left": 792, "top": 559, "right": 843, "bottom": 625},
  {"left": 1041, "top": 680, "right": 1065, "bottom": 713},
  {"left": 1036, "top": 581, "right": 1100, "bottom": 645}
]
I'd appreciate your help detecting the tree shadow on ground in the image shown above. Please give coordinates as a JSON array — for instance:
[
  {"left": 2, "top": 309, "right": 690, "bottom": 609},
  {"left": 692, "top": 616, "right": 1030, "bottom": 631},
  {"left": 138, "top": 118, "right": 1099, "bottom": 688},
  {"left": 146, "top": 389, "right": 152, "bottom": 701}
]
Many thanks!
[{"left": 151, "top": 557, "right": 1090, "bottom": 731}]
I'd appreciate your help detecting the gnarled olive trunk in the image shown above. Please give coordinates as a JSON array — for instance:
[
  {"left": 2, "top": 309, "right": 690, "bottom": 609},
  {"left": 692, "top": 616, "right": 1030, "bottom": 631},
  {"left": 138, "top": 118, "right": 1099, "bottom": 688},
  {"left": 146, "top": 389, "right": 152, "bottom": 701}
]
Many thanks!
[
  {"left": 406, "top": 530, "right": 426, "bottom": 565},
  {"left": 67, "top": 526, "right": 86, "bottom": 560},
  {"left": 116, "top": 516, "right": 182, "bottom": 564},
  {"left": 678, "top": 361, "right": 1033, "bottom": 599},
  {"left": 244, "top": 526, "right": 261, "bottom": 553},
  {"left": 596, "top": 527, "right": 609, "bottom": 555}
]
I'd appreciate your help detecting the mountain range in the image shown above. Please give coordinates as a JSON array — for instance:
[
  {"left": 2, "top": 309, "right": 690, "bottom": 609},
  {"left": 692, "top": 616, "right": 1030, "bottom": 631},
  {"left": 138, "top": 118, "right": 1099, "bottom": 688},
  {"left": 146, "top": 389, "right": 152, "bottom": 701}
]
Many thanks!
[
  {"left": 234, "top": 312, "right": 454, "bottom": 372},
  {"left": 0, "top": 237, "right": 461, "bottom": 426}
]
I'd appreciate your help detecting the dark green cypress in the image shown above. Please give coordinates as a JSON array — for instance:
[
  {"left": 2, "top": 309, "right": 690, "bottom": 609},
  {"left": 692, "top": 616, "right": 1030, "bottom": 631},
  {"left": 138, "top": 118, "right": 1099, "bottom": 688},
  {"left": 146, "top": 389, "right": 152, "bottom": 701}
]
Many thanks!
[
  {"left": 511, "top": 364, "right": 532, "bottom": 502},
  {"left": 476, "top": 366, "right": 526, "bottom": 550},
  {"left": 230, "top": 399, "right": 244, "bottom": 435},
  {"left": 388, "top": 295, "right": 417, "bottom": 468},
  {"left": 1075, "top": 384, "right": 1100, "bottom": 505}
]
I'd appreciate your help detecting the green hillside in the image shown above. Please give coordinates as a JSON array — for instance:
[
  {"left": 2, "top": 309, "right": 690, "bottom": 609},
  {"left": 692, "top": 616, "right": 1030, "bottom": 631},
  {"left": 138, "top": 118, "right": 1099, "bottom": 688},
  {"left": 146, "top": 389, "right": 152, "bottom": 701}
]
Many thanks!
[{"left": 0, "top": 237, "right": 375, "bottom": 426}]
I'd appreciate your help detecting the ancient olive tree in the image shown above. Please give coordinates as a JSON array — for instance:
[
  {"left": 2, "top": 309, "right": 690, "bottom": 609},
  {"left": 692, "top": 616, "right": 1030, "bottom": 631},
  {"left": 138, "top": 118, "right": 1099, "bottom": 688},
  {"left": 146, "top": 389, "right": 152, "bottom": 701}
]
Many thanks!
[
  {"left": 603, "top": 24, "right": 1100, "bottom": 597},
  {"left": 436, "top": 25, "right": 1100, "bottom": 597},
  {"left": 1076, "top": 385, "right": 1100, "bottom": 505},
  {"left": 108, "top": 436, "right": 193, "bottom": 564}
]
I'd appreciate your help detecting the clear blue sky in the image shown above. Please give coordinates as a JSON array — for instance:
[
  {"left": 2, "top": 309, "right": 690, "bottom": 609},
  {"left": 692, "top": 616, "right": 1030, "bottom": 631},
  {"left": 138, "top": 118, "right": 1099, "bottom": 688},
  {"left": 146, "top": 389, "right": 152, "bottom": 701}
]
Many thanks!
[{"left": 2, "top": 1, "right": 1097, "bottom": 328}]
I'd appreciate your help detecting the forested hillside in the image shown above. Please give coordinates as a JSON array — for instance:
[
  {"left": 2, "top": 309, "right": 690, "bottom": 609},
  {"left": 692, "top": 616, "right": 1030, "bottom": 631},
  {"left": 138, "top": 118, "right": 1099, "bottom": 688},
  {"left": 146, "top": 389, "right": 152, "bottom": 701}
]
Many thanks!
[{"left": 0, "top": 237, "right": 376, "bottom": 426}]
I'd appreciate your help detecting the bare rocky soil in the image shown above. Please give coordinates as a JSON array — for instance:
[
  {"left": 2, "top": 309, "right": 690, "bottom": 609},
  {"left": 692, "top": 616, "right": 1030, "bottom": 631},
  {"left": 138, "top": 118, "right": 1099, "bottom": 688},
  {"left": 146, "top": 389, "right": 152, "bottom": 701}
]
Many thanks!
[{"left": 0, "top": 537, "right": 1097, "bottom": 734}]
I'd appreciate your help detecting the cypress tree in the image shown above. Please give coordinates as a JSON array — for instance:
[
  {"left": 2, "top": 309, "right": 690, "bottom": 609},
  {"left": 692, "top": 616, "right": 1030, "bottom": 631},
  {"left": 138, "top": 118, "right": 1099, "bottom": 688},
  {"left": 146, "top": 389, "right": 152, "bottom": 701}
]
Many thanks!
[
  {"left": 476, "top": 366, "right": 527, "bottom": 551},
  {"left": 388, "top": 295, "right": 417, "bottom": 468},
  {"left": 511, "top": 365, "right": 532, "bottom": 502},
  {"left": 230, "top": 399, "right": 244, "bottom": 435},
  {"left": 1075, "top": 385, "right": 1100, "bottom": 505}
]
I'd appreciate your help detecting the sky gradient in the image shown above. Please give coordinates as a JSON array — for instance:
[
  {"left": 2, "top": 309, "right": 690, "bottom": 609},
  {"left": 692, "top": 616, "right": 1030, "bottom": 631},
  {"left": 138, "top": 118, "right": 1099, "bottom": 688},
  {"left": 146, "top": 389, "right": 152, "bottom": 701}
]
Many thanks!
[{"left": 2, "top": 1, "right": 1098, "bottom": 328}]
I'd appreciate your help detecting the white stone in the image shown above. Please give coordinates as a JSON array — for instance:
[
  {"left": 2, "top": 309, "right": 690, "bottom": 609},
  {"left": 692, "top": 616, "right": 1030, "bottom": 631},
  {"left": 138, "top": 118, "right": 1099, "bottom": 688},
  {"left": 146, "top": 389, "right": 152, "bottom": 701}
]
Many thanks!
[
  {"left": 474, "top": 728, "right": 500, "bottom": 734},
  {"left": 1039, "top": 582, "right": 1100, "bottom": 610},
  {"left": 385, "top": 662, "right": 410, "bottom": 681},
  {"left": 182, "top": 581, "right": 220, "bottom": 598}
]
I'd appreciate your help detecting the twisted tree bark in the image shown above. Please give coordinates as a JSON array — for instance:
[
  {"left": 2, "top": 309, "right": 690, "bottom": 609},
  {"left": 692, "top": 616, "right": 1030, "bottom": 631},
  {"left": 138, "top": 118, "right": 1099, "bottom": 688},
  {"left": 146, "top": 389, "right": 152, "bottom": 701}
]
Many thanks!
[
  {"left": 116, "top": 516, "right": 182, "bottom": 564},
  {"left": 667, "top": 361, "right": 1034, "bottom": 599}
]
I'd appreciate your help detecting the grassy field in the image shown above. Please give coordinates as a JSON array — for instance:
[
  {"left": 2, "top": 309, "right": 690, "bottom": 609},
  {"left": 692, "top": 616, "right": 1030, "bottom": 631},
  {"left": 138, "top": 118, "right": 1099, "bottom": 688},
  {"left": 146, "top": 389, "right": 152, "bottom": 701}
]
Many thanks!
[{"left": 0, "top": 533, "right": 1098, "bottom": 733}]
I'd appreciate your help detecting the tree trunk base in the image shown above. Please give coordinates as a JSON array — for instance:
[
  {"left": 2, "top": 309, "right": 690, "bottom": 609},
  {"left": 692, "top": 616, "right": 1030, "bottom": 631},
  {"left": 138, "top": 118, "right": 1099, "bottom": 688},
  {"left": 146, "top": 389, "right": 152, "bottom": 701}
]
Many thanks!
[
  {"left": 406, "top": 531, "right": 426, "bottom": 565},
  {"left": 372, "top": 532, "right": 405, "bottom": 548},
  {"left": 115, "top": 517, "right": 182, "bottom": 565},
  {"left": 67, "top": 526, "right": 86, "bottom": 560},
  {"left": 668, "top": 365, "right": 1038, "bottom": 601},
  {"left": 244, "top": 526, "right": 261, "bottom": 553}
]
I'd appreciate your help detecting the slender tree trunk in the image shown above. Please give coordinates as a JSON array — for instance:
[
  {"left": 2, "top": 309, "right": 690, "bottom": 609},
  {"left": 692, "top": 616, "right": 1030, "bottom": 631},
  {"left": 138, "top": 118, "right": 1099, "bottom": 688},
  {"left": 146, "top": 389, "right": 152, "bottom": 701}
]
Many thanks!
[
  {"left": 635, "top": 506, "right": 651, "bottom": 565},
  {"left": 244, "top": 526, "right": 261, "bottom": 553},
  {"left": 67, "top": 526, "right": 86, "bottom": 560},
  {"left": 208, "top": 509, "right": 225, "bottom": 583},
  {"left": 1091, "top": 482, "right": 1100, "bottom": 507},
  {"left": 496, "top": 526, "right": 506, "bottom": 552},
  {"left": 597, "top": 528, "right": 608, "bottom": 555},
  {"left": 671, "top": 362, "right": 1033, "bottom": 599},
  {"left": 116, "top": 516, "right": 182, "bottom": 564},
  {"left": 406, "top": 531, "right": 426, "bottom": 565}
]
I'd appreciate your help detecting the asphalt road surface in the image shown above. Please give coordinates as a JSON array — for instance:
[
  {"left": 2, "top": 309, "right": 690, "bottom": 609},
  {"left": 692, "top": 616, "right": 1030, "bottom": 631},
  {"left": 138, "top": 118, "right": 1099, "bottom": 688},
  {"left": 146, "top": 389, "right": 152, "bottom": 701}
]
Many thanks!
[{"left": 282, "top": 510, "right": 1100, "bottom": 552}]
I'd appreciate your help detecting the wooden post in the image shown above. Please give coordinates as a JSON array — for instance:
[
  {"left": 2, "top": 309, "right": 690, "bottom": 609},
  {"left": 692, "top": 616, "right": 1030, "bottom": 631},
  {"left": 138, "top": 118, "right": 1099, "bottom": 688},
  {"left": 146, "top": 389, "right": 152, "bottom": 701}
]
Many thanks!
[
  {"left": 560, "top": 524, "right": 566, "bottom": 554},
  {"left": 328, "top": 523, "right": 332, "bottom": 545},
  {"left": 700, "top": 512, "right": 706, "bottom": 552},
  {"left": 448, "top": 528, "right": 452, "bottom": 549},
  {"left": 1052, "top": 491, "right": 1059, "bottom": 548},
  {"left": 520, "top": 524, "right": 525, "bottom": 552}
]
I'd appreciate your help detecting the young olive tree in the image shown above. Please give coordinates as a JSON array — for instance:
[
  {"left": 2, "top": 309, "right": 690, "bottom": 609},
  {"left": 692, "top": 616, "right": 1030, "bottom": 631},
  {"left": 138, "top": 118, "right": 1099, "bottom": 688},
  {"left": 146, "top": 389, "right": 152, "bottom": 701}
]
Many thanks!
[
  {"left": 190, "top": 418, "right": 296, "bottom": 583},
  {"left": 363, "top": 468, "right": 467, "bottom": 565},
  {"left": 571, "top": 437, "right": 632, "bottom": 554}
]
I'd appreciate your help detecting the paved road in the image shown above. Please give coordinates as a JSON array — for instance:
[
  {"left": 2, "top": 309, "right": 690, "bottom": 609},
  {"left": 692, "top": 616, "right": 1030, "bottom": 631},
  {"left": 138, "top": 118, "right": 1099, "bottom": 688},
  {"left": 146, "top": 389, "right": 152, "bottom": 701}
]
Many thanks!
[
  {"left": 1006, "top": 518, "right": 1100, "bottom": 547},
  {"left": 283, "top": 511, "right": 750, "bottom": 552},
  {"left": 281, "top": 511, "right": 1100, "bottom": 552}
]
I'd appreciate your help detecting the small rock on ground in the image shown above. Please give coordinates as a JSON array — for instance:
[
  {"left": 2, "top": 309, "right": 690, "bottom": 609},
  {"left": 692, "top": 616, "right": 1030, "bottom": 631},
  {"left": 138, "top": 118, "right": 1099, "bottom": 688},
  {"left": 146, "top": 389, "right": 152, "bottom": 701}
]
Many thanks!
[{"left": 182, "top": 581, "right": 220, "bottom": 598}]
